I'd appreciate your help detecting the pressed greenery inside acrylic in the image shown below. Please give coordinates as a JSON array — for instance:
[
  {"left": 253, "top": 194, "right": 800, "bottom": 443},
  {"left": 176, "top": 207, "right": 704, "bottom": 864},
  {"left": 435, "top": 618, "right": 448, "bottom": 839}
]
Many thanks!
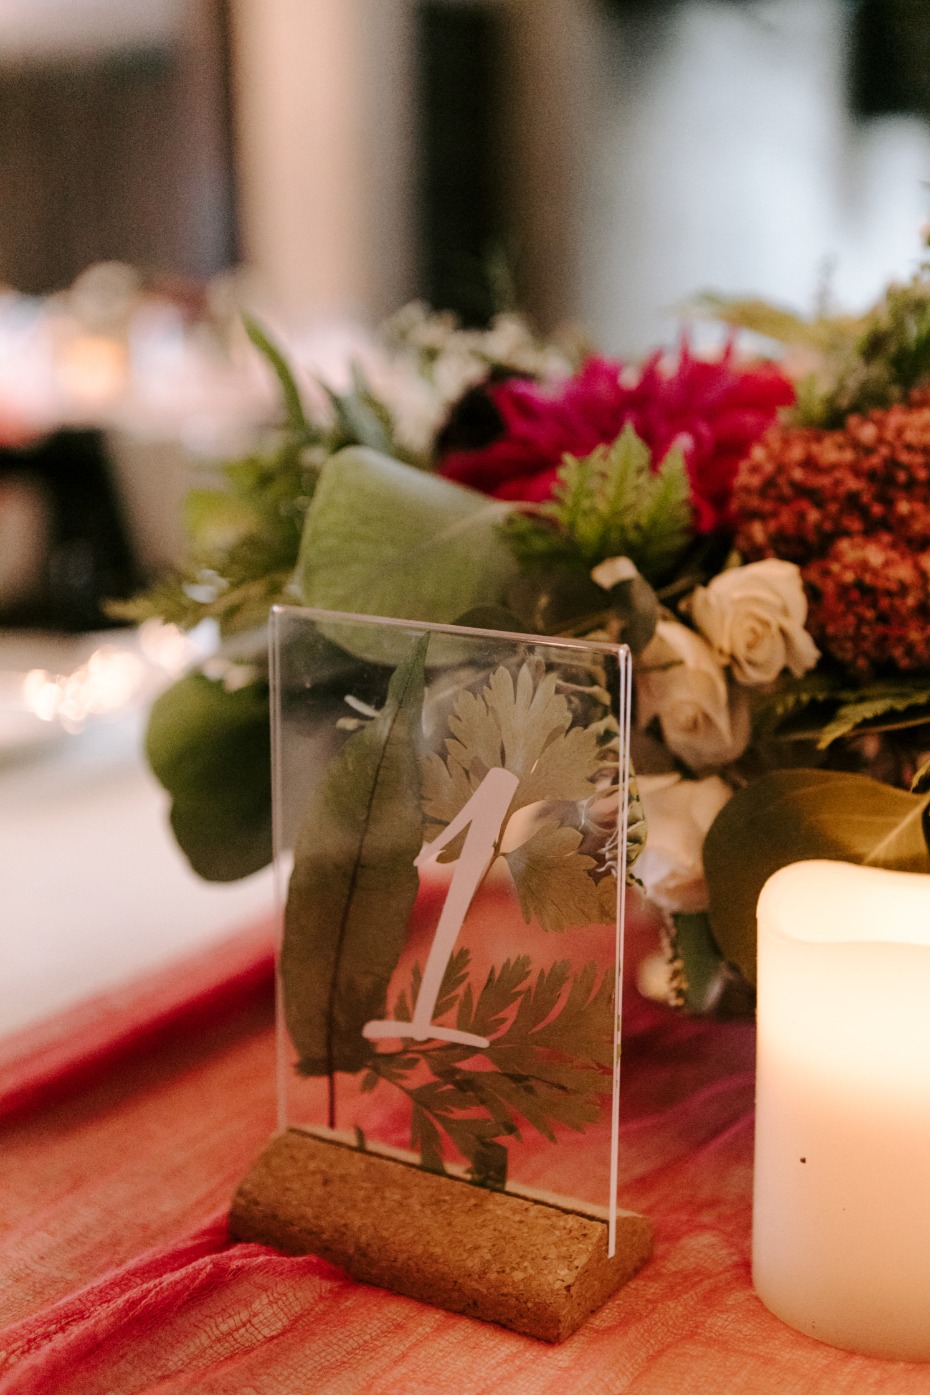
[{"left": 276, "top": 613, "right": 630, "bottom": 1197}]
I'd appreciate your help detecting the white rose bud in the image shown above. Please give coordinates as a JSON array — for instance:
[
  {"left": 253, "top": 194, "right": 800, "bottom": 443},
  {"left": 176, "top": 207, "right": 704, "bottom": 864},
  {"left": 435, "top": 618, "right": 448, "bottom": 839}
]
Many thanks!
[
  {"left": 690, "top": 559, "right": 820, "bottom": 687},
  {"left": 635, "top": 771, "right": 733, "bottom": 914},
  {"left": 636, "top": 620, "right": 751, "bottom": 771}
]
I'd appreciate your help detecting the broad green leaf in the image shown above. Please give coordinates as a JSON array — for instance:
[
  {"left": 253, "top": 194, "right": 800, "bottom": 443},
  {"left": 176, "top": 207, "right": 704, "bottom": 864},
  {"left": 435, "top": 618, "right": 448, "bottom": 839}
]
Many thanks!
[
  {"left": 146, "top": 674, "right": 272, "bottom": 882},
  {"left": 281, "top": 634, "right": 428, "bottom": 1078},
  {"left": 504, "top": 819, "right": 602, "bottom": 931},
  {"left": 704, "top": 770, "right": 930, "bottom": 986},
  {"left": 296, "top": 447, "right": 518, "bottom": 664}
]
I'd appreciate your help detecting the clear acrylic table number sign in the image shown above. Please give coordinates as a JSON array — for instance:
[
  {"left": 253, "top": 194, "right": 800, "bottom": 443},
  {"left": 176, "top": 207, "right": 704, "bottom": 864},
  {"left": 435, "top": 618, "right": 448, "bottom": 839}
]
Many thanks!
[{"left": 269, "top": 606, "right": 633, "bottom": 1255}]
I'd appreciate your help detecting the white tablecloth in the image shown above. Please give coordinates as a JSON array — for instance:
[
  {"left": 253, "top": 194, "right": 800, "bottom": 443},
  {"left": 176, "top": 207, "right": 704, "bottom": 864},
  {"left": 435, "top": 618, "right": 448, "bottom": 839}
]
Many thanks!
[{"left": 0, "top": 708, "right": 274, "bottom": 1037}]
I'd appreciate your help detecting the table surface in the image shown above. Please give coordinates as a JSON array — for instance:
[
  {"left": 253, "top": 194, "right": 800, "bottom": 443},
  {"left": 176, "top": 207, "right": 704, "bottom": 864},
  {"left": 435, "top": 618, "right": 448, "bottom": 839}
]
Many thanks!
[
  {"left": 0, "top": 700, "right": 274, "bottom": 1037},
  {"left": 2, "top": 936, "right": 929, "bottom": 1395}
]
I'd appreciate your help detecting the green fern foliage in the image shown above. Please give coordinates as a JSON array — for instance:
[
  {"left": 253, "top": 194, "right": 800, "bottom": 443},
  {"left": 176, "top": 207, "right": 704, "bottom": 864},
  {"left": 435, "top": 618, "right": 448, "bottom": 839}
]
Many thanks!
[{"left": 504, "top": 423, "right": 693, "bottom": 586}]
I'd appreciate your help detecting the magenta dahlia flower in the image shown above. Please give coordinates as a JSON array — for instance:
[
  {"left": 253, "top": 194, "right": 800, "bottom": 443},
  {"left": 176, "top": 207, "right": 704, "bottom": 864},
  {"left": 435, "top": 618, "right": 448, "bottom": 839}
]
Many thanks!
[{"left": 437, "top": 346, "right": 794, "bottom": 532}]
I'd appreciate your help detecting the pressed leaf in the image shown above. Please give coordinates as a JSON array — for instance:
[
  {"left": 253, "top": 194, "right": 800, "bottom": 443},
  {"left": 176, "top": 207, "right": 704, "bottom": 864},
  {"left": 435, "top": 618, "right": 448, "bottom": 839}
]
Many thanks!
[
  {"left": 410, "top": 1103, "right": 446, "bottom": 1175},
  {"left": 422, "top": 661, "right": 610, "bottom": 935},
  {"left": 468, "top": 1139, "right": 509, "bottom": 1189},
  {"left": 367, "top": 949, "right": 615, "bottom": 1171},
  {"left": 281, "top": 635, "right": 428, "bottom": 1077},
  {"left": 504, "top": 820, "right": 603, "bottom": 931},
  {"left": 704, "top": 769, "right": 930, "bottom": 986},
  {"left": 455, "top": 956, "right": 532, "bottom": 1040},
  {"left": 478, "top": 958, "right": 612, "bottom": 1138},
  {"left": 146, "top": 674, "right": 272, "bottom": 881},
  {"left": 499, "top": 957, "right": 614, "bottom": 1068},
  {"left": 422, "top": 662, "right": 603, "bottom": 826}
]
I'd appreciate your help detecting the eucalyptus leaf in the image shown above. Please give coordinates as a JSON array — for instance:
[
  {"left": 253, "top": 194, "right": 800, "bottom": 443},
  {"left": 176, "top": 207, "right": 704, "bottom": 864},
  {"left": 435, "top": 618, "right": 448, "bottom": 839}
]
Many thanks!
[
  {"left": 704, "top": 769, "right": 930, "bottom": 986},
  {"left": 296, "top": 447, "right": 518, "bottom": 664},
  {"left": 281, "top": 634, "right": 428, "bottom": 1086},
  {"left": 146, "top": 674, "right": 272, "bottom": 882}
]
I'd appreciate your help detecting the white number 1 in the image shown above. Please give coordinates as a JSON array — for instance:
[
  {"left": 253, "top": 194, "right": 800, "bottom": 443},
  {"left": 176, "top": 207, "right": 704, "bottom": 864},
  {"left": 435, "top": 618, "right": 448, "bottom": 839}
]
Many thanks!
[{"left": 362, "top": 766, "right": 519, "bottom": 1051}]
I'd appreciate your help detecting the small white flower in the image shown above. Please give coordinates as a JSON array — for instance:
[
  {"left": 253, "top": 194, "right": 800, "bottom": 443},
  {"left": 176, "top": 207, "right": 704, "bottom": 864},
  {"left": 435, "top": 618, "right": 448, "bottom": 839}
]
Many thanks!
[
  {"left": 635, "top": 771, "right": 733, "bottom": 914},
  {"left": 691, "top": 558, "right": 820, "bottom": 687},
  {"left": 636, "top": 620, "right": 751, "bottom": 771}
]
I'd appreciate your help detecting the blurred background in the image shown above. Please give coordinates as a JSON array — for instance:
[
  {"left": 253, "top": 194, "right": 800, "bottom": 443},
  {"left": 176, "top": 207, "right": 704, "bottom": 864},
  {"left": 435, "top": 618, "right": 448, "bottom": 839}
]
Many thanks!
[{"left": 2, "top": 0, "right": 929, "bottom": 1034}]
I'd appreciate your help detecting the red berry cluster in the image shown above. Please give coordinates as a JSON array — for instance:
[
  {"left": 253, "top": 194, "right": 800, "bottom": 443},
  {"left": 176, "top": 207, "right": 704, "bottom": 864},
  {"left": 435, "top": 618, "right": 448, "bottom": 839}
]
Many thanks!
[
  {"left": 733, "top": 393, "right": 930, "bottom": 677},
  {"left": 803, "top": 536, "right": 930, "bottom": 677}
]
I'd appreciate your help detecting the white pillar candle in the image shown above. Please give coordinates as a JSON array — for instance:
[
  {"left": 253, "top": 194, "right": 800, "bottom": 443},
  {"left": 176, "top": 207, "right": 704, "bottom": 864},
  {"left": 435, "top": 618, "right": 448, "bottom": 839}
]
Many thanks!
[{"left": 753, "top": 859, "right": 930, "bottom": 1361}]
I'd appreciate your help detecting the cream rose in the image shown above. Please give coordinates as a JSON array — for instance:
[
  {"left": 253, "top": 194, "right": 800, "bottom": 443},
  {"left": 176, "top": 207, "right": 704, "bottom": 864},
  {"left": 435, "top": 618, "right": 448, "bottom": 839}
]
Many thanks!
[
  {"left": 636, "top": 620, "right": 751, "bottom": 771},
  {"left": 691, "top": 559, "right": 819, "bottom": 686},
  {"left": 635, "top": 771, "right": 732, "bottom": 913}
]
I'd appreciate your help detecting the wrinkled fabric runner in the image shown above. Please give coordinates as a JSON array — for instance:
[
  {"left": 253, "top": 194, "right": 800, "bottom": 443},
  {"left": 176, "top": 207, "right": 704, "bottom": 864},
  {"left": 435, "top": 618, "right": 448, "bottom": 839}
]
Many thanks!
[
  {"left": 0, "top": 919, "right": 275, "bottom": 1125},
  {"left": 1, "top": 920, "right": 926, "bottom": 1392}
]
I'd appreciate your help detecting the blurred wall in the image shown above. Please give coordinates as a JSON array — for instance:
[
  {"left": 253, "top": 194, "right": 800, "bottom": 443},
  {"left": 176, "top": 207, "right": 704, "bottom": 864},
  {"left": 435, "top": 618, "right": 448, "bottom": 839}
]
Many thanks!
[
  {"left": 580, "top": 0, "right": 930, "bottom": 354},
  {"left": 230, "top": 0, "right": 417, "bottom": 323},
  {"left": 0, "top": 0, "right": 235, "bottom": 293},
  {"left": 501, "top": 0, "right": 598, "bottom": 332}
]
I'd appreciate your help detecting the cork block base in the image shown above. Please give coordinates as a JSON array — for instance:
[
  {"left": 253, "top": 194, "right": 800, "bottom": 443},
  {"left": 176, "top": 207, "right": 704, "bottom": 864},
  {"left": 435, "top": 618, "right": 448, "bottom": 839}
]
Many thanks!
[{"left": 229, "top": 1129, "right": 652, "bottom": 1343}]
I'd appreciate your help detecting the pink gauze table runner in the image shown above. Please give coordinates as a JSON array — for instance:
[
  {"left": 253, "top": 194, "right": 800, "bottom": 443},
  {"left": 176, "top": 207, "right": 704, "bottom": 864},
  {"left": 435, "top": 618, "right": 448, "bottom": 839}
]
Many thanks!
[{"left": 1, "top": 907, "right": 928, "bottom": 1394}]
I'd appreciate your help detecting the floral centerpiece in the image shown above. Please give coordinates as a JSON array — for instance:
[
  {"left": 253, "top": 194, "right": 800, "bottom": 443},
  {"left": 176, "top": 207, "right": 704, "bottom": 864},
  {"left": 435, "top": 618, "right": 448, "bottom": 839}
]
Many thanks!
[{"left": 123, "top": 264, "right": 930, "bottom": 1017}]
